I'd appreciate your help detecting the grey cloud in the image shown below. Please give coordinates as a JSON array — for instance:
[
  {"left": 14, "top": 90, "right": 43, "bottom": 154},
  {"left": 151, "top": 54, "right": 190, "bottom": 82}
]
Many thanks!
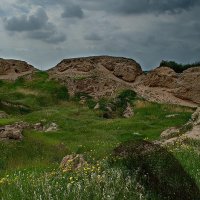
[
  {"left": 61, "top": 3, "right": 84, "bottom": 18},
  {"left": 3, "top": 7, "right": 66, "bottom": 44},
  {"left": 4, "top": 8, "right": 48, "bottom": 31},
  {"left": 84, "top": 33, "right": 102, "bottom": 41},
  {"left": 28, "top": 28, "right": 66, "bottom": 44}
]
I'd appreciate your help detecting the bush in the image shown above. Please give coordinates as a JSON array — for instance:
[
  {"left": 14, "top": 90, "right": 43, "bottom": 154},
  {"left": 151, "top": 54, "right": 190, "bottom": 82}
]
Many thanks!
[
  {"left": 160, "top": 60, "right": 200, "bottom": 73},
  {"left": 116, "top": 90, "right": 137, "bottom": 109}
]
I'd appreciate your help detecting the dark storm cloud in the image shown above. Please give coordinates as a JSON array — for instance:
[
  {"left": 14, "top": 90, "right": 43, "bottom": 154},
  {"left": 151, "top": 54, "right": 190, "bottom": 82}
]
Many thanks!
[
  {"left": 110, "top": 0, "right": 199, "bottom": 14},
  {"left": 3, "top": 7, "right": 66, "bottom": 44},
  {"left": 61, "top": 3, "right": 84, "bottom": 18},
  {"left": 80, "top": 0, "right": 199, "bottom": 15},
  {"left": 27, "top": 24, "right": 66, "bottom": 44},
  {"left": 4, "top": 8, "right": 48, "bottom": 31}
]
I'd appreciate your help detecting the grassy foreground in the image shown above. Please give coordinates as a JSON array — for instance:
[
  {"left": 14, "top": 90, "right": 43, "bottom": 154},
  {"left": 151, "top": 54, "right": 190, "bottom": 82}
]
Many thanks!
[{"left": 0, "top": 72, "right": 199, "bottom": 199}]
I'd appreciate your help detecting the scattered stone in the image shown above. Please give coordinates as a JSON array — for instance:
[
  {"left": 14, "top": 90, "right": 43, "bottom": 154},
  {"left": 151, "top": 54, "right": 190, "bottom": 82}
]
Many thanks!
[
  {"left": 0, "top": 111, "right": 8, "bottom": 119},
  {"left": 123, "top": 103, "right": 134, "bottom": 118},
  {"left": 45, "top": 122, "right": 58, "bottom": 132},
  {"left": 60, "top": 154, "right": 87, "bottom": 171}
]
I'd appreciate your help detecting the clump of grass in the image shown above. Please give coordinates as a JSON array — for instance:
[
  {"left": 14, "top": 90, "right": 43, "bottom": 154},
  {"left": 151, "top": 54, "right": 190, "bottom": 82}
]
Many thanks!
[{"left": 0, "top": 160, "right": 144, "bottom": 200}]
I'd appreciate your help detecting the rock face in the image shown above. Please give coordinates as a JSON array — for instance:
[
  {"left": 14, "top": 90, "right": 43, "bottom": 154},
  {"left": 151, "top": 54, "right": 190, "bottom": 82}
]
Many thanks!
[
  {"left": 174, "top": 67, "right": 200, "bottom": 104},
  {"left": 143, "top": 67, "right": 177, "bottom": 88},
  {"left": 0, "top": 58, "right": 37, "bottom": 80},
  {"left": 48, "top": 56, "right": 142, "bottom": 99}
]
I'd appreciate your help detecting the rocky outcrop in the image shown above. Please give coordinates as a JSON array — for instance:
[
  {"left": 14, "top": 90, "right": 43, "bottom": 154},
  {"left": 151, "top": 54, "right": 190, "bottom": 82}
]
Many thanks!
[
  {"left": 174, "top": 67, "right": 200, "bottom": 104},
  {"left": 143, "top": 67, "right": 177, "bottom": 88},
  {"left": 1, "top": 56, "right": 200, "bottom": 107},
  {"left": 48, "top": 56, "right": 142, "bottom": 99},
  {"left": 0, "top": 58, "right": 37, "bottom": 80}
]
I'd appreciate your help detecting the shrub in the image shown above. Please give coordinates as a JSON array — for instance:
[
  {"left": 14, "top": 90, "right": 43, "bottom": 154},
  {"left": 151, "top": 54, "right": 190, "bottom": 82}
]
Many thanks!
[
  {"left": 116, "top": 90, "right": 137, "bottom": 109},
  {"left": 53, "top": 86, "right": 69, "bottom": 101}
]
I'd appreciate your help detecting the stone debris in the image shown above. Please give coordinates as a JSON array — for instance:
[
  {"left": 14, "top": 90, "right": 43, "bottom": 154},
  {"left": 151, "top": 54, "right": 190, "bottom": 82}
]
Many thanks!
[{"left": 0, "top": 121, "right": 58, "bottom": 140}]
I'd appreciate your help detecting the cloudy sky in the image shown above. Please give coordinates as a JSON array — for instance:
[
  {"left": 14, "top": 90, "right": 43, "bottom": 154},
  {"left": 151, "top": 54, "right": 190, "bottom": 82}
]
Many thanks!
[{"left": 0, "top": 0, "right": 200, "bottom": 70}]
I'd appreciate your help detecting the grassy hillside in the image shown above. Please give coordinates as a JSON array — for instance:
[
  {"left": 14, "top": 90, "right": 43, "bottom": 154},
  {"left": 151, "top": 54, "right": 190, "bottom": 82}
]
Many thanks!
[{"left": 0, "top": 73, "right": 199, "bottom": 199}]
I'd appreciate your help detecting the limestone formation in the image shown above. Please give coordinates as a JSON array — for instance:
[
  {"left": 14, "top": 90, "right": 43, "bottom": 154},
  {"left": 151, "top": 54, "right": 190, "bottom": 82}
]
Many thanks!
[
  {"left": 48, "top": 56, "right": 142, "bottom": 99},
  {"left": 0, "top": 58, "right": 37, "bottom": 80}
]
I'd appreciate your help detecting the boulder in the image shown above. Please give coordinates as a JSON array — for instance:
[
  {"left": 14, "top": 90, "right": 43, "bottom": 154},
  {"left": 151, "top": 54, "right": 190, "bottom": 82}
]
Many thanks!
[
  {"left": 143, "top": 67, "right": 177, "bottom": 88},
  {"left": 60, "top": 154, "right": 87, "bottom": 171},
  {"left": 0, "top": 121, "right": 29, "bottom": 140},
  {"left": 174, "top": 67, "right": 200, "bottom": 104}
]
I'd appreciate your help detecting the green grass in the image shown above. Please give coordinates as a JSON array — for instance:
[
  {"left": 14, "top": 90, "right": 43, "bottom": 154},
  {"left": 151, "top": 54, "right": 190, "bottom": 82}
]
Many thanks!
[{"left": 0, "top": 74, "right": 199, "bottom": 199}]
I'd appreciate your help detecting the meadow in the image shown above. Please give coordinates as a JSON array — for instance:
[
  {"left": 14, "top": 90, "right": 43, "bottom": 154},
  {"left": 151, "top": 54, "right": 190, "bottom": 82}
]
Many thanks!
[{"left": 0, "top": 72, "right": 199, "bottom": 200}]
